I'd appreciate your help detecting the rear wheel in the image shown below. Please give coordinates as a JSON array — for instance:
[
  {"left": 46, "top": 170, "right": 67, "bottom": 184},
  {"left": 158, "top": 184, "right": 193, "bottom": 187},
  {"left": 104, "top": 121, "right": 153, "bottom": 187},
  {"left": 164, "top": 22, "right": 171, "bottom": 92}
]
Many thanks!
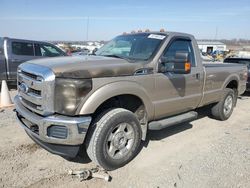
[
  {"left": 211, "top": 88, "right": 236, "bottom": 121},
  {"left": 86, "top": 108, "right": 142, "bottom": 170}
]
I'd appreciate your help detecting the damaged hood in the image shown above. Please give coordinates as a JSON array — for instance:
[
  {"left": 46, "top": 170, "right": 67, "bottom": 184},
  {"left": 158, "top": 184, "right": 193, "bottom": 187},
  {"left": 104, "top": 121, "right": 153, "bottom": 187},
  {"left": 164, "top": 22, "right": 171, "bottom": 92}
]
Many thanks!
[{"left": 26, "top": 56, "right": 144, "bottom": 78}]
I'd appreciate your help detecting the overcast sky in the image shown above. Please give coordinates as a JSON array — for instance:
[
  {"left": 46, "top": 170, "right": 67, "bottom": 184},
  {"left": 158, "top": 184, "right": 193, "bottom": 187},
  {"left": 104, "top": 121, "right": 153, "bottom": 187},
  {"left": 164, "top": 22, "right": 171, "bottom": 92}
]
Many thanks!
[{"left": 1, "top": 0, "right": 250, "bottom": 41}]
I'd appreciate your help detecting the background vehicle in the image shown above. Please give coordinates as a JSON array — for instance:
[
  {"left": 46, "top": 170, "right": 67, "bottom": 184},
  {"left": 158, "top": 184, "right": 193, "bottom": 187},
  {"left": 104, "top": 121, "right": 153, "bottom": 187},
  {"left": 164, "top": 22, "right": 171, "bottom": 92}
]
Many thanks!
[
  {"left": 224, "top": 57, "right": 250, "bottom": 91},
  {"left": 15, "top": 31, "right": 248, "bottom": 170},
  {"left": 71, "top": 49, "right": 90, "bottom": 56},
  {"left": 0, "top": 37, "right": 67, "bottom": 84}
]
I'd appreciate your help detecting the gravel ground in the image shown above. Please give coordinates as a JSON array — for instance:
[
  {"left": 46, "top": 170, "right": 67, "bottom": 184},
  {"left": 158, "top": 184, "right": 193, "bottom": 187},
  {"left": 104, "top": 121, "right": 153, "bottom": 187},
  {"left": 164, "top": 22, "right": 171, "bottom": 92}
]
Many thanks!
[{"left": 0, "top": 90, "right": 250, "bottom": 188}]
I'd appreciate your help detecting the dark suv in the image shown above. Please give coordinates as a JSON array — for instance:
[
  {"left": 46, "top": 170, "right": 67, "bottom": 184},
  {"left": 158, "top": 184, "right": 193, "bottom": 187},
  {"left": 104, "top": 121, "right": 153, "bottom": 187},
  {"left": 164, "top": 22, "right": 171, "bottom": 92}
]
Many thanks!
[
  {"left": 224, "top": 57, "right": 250, "bottom": 91},
  {"left": 0, "top": 37, "right": 67, "bottom": 84}
]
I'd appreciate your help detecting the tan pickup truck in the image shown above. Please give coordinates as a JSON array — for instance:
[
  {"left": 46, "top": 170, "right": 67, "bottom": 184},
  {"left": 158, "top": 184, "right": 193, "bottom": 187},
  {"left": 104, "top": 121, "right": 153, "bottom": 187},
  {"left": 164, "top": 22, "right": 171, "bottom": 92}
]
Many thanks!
[{"left": 14, "top": 31, "right": 247, "bottom": 170}]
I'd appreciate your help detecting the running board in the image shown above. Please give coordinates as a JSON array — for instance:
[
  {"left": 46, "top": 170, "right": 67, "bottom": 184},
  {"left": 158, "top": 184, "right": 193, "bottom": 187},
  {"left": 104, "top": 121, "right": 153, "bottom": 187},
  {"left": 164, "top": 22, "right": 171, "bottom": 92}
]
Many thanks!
[{"left": 148, "top": 111, "right": 198, "bottom": 130}]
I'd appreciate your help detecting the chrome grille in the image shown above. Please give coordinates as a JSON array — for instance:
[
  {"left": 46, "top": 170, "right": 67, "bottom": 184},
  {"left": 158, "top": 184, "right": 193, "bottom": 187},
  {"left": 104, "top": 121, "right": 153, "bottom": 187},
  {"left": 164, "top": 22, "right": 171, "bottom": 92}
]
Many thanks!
[
  {"left": 17, "top": 63, "right": 55, "bottom": 116},
  {"left": 21, "top": 97, "right": 42, "bottom": 111},
  {"left": 28, "top": 87, "right": 41, "bottom": 96},
  {"left": 20, "top": 70, "right": 38, "bottom": 80}
]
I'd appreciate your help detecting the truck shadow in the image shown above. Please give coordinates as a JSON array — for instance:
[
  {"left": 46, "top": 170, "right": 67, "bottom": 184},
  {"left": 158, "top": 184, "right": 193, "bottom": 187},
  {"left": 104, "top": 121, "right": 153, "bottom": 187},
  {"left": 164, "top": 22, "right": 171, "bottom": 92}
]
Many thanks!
[
  {"left": 142, "top": 105, "right": 212, "bottom": 148},
  {"left": 63, "top": 145, "right": 92, "bottom": 164},
  {"left": 239, "top": 91, "right": 250, "bottom": 98},
  {"left": 146, "top": 122, "right": 193, "bottom": 142}
]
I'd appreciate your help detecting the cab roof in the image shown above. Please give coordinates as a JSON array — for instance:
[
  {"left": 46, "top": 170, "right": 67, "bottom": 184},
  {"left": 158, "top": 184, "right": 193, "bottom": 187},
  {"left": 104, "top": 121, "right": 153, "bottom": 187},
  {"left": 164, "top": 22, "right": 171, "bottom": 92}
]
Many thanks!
[{"left": 120, "top": 31, "right": 195, "bottom": 38}]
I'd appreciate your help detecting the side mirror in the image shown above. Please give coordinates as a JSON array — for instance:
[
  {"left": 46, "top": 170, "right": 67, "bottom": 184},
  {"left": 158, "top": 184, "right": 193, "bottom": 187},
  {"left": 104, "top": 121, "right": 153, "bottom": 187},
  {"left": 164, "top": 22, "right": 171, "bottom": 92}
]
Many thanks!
[
  {"left": 173, "top": 52, "right": 191, "bottom": 74},
  {"left": 159, "top": 52, "right": 191, "bottom": 74}
]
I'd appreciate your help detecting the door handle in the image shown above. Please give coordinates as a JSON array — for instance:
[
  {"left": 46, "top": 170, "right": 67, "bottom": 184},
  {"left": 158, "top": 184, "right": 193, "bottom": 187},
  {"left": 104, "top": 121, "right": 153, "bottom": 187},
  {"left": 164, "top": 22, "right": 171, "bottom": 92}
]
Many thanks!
[
  {"left": 191, "top": 73, "right": 201, "bottom": 79},
  {"left": 195, "top": 73, "right": 201, "bottom": 79}
]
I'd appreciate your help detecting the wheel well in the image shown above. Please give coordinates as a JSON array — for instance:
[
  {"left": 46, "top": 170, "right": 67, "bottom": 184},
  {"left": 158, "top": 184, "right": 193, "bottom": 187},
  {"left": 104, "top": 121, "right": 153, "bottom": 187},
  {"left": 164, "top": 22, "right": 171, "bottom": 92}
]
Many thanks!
[
  {"left": 94, "top": 94, "right": 146, "bottom": 119},
  {"left": 93, "top": 94, "right": 148, "bottom": 140},
  {"left": 225, "top": 80, "right": 238, "bottom": 103},
  {"left": 226, "top": 80, "right": 238, "bottom": 90}
]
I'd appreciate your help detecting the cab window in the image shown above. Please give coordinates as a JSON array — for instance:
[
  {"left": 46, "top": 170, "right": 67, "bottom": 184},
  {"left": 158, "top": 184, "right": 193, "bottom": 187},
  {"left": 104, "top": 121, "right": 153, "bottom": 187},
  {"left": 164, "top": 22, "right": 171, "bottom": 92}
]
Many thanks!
[
  {"left": 35, "top": 43, "right": 63, "bottom": 57},
  {"left": 162, "top": 39, "right": 195, "bottom": 67},
  {"left": 12, "top": 42, "right": 34, "bottom": 56}
]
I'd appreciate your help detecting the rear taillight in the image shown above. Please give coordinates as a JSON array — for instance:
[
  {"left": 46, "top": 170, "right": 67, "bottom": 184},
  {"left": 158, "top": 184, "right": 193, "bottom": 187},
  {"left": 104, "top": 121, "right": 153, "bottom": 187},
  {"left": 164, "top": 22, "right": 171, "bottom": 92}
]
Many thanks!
[{"left": 243, "top": 70, "right": 248, "bottom": 81}]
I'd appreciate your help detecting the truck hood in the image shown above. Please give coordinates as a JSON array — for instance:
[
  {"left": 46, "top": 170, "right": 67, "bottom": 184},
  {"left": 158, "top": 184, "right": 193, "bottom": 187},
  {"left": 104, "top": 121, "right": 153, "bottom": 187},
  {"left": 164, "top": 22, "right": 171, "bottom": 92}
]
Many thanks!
[{"left": 26, "top": 56, "right": 145, "bottom": 78}]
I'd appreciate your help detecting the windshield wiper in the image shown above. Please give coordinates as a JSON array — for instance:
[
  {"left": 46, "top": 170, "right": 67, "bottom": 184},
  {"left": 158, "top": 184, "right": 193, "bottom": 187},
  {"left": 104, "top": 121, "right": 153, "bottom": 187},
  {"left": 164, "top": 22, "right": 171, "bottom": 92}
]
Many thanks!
[
  {"left": 102, "top": 54, "right": 132, "bottom": 62},
  {"left": 102, "top": 54, "right": 123, "bottom": 59}
]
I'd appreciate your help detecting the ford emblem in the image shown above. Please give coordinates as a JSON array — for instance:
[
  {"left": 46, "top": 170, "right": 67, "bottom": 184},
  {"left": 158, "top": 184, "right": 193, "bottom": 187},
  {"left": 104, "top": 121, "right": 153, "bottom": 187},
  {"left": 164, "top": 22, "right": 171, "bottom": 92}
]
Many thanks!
[{"left": 19, "top": 83, "right": 29, "bottom": 94}]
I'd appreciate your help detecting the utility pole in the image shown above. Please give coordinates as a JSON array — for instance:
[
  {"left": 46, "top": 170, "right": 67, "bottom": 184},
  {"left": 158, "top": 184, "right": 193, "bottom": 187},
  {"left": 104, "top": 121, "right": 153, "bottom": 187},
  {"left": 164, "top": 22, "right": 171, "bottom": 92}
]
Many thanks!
[
  {"left": 214, "top": 26, "right": 218, "bottom": 40},
  {"left": 86, "top": 16, "right": 89, "bottom": 41}
]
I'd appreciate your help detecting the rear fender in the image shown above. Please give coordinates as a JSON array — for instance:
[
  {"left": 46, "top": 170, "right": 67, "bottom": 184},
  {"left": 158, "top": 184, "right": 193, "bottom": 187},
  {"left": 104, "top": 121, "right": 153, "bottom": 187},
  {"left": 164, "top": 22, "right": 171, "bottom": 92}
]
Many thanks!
[
  {"left": 221, "top": 74, "right": 240, "bottom": 100},
  {"left": 222, "top": 74, "right": 240, "bottom": 91}
]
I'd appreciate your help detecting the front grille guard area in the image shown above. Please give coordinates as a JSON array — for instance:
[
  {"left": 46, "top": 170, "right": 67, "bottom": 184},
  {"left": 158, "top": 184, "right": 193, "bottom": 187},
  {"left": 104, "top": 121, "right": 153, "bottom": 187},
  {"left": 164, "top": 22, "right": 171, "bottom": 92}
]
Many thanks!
[
  {"left": 21, "top": 97, "right": 42, "bottom": 111},
  {"left": 17, "top": 63, "right": 55, "bottom": 116},
  {"left": 15, "top": 63, "right": 92, "bottom": 145},
  {"left": 17, "top": 113, "right": 39, "bottom": 135},
  {"left": 17, "top": 112, "right": 67, "bottom": 140},
  {"left": 15, "top": 96, "right": 92, "bottom": 145},
  {"left": 16, "top": 110, "right": 69, "bottom": 142}
]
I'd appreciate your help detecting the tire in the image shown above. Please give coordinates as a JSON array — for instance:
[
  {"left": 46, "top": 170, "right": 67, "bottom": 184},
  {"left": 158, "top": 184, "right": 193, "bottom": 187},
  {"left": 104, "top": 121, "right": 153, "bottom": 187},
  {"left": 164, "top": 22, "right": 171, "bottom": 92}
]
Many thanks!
[
  {"left": 85, "top": 108, "right": 142, "bottom": 170},
  {"left": 211, "top": 88, "right": 236, "bottom": 121}
]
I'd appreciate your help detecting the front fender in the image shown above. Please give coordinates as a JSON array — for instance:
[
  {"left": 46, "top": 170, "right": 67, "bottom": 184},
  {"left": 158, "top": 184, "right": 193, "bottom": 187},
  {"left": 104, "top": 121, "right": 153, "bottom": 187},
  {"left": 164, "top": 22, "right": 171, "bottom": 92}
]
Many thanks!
[{"left": 77, "top": 81, "right": 154, "bottom": 120}]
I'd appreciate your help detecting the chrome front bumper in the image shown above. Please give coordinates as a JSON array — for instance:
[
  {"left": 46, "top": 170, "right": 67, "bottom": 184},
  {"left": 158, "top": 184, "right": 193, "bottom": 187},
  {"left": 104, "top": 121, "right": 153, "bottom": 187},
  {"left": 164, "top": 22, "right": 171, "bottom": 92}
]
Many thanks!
[{"left": 14, "top": 96, "right": 92, "bottom": 146}]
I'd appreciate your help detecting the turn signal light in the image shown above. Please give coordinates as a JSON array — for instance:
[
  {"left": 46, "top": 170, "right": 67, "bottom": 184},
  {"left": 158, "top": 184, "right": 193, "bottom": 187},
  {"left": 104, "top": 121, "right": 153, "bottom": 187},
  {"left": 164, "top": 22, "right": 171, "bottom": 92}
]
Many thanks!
[{"left": 185, "top": 62, "right": 191, "bottom": 72}]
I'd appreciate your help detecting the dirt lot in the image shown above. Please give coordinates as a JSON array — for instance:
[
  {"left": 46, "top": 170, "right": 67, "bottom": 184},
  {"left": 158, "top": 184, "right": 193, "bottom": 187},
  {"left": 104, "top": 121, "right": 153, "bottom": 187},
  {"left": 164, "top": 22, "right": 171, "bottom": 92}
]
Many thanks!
[{"left": 0, "top": 90, "right": 250, "bottom": 188}]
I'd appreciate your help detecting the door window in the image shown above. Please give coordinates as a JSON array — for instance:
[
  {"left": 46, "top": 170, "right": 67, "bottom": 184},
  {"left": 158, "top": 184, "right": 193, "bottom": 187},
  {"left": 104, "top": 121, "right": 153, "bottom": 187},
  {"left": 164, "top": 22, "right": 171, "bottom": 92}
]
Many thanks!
[
  {"left": 35, "top": 43, "right": 63, "bottom": 57},
  {"left": 12, "top": 42, "right": 34, "bottom": 56},
  {"left": 162, "top": 39, "right": 195, "bottom": 67}
]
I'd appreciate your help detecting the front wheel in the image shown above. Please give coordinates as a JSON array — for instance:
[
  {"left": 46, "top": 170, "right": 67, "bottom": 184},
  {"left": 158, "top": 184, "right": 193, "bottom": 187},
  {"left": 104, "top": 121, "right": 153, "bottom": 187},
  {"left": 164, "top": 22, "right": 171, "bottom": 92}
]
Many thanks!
[
  {"left": 86, "top": 108, "right": 142, "bottom": 170},
  {"left": 211, "top": 88, "right": 236, "bottom": 121}
]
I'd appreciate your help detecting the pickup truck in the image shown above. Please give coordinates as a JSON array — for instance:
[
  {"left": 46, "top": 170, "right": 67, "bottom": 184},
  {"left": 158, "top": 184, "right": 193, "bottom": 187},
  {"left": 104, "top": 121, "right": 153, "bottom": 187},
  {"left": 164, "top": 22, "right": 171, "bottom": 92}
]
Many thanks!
[
  {"left": 224, "top": 57, "right": 250, "bottom": 91},
  {"left": 0, "top": 37, "right": 66, "bottom": 84},
  {"left": 14, "top": 31, "right": 247, "bottom": 170}
]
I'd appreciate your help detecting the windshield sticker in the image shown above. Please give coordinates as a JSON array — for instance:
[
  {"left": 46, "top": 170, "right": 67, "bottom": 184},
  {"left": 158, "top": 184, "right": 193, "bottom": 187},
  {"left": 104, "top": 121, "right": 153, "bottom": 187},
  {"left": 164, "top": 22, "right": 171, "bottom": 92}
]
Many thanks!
[{"left": 148, "top": 34, "right": 166, "bottom": 40}]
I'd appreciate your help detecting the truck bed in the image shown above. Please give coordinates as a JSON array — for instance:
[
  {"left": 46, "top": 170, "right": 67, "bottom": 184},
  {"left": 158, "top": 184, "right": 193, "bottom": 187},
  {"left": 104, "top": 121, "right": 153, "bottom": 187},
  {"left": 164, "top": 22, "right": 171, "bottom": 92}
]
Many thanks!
[
  {"left": 203, "top": 62, "right": 246, "bottom": 68},
  {"left": 200, "top": 62, "right": 247, "bottom": 106}
]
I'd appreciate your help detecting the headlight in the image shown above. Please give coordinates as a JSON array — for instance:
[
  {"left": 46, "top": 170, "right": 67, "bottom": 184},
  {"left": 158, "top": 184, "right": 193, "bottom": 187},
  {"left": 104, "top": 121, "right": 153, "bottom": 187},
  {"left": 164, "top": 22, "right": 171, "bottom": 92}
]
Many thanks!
[{"left": 55, "top": 78, "right": 92, "bottom": 115}]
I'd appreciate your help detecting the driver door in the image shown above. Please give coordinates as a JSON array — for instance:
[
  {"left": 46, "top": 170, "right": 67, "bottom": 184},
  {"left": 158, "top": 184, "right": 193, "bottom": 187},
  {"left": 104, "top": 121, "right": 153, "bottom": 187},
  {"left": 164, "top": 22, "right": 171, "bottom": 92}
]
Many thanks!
[{"left": 154, "top": 38, "right": 203, "bottom": 119}]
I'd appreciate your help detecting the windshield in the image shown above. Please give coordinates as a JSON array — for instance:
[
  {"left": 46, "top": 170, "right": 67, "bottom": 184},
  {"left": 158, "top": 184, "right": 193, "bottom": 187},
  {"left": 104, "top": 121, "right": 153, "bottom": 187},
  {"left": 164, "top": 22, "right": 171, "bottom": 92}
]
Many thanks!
[{"left": 95, "top": 33, "right": 166, "bottom": 61}]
